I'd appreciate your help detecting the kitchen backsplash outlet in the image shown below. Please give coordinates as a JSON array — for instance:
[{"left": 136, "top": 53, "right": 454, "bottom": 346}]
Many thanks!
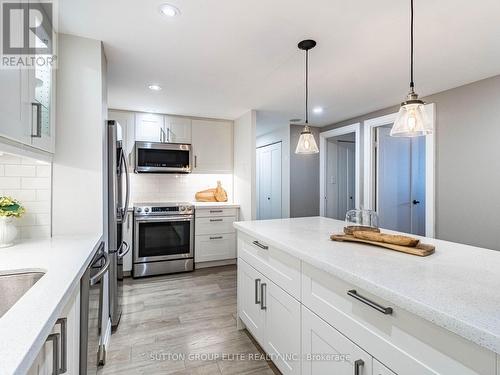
[
  {"left": 0, "top": 153, "right": 52, "bottom": 239},
  {"left": 129, "top": 173, "right": 233, "bottom": 203}
]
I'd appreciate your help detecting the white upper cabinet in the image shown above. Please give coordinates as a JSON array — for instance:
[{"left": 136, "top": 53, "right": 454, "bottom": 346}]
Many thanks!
[
  {"left": 191, "top": 119, "right": 233, "bottom": 173},
  {"left": 135, "top": 112, "right": 164, "bottom": 142},
  {"left": 0, "top": 7, "right": 55, "bottom": 153},
  {"left": 165, "top": 115, "right": 191, "bottom": 143},
  {"left": 108, "top": 109, "right": 135, "bottom": 155}
]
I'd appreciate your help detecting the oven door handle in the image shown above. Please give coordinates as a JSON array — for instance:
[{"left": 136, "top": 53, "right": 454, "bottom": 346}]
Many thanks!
[{"left": 135, "top": 216, "right": 194, "bottom": 223}]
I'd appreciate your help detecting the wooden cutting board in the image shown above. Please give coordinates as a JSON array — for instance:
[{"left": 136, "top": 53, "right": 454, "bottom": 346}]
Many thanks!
[{"left": 331, "top": 234, "right": 435, "bottom": 257}]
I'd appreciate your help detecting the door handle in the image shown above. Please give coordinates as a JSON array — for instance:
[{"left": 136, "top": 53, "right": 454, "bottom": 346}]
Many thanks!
[
  {"left": 121, "top": 150, "right": 131, "bottom": 224},
  {"left": 90, "top": 252, "right": 110, "bottom": 286},
  {"left": 254, "top": 278, "right": 261, "bottom": 304},
  {"left": 117, "top": 241, "right": 130, "bottom": 258},
  {"left": 354, "top": 359, "right": 364, "bottom": 375},
  {"left": 55, "top": 318, "right": 67, "bottom": 374},
  {"left": 31, "top": 102, "right": 42, "bottom": 138},
  {"left": 412, "top": 200, "right": 420, "bottom": 205},
  {"left": 260, "top": 283, "right": 267, "bottom": 310},
  {"left": 46, "top": 333, "right": 60, "bottom": 375}
]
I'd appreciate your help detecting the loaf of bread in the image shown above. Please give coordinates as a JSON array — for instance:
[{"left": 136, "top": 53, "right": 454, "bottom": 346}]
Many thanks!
[{"left": 352, "top": 231, "right": 420, "bottom": 247}]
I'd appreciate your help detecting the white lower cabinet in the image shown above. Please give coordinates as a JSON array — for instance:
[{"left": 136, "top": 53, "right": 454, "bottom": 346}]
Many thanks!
[
  {"left": 27, "top": 283, "right": 80, "bottom": 375},
  {"left": 195, "top": 207, "right": 238, "bottom": 265},
  {"left": 237, "top": 232, "right": 498, "bottom": 375},
  {"left": 302, "top": 306, "right": 372, "bottom": 375},
  {"left": 262, "top": 279, "right": 301, "bottom": 375},
  {"left": 238, "top": 258, "right": 300, "bottom": 375},
  {"left": 238, "top": 258, "right": 265, "bottom": 340}
]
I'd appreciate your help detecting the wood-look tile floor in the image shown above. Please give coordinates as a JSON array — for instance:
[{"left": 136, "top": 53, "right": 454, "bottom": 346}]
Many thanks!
[{"left": 98, "top": 265, "right": 281, "bottom": 375}]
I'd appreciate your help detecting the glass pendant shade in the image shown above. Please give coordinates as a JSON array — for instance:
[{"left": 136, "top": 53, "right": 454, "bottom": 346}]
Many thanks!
[
  {"left": 295, "top": 126, "right": 319, "bottom": 154},
  {"left": 390, "top": 99, "right": 432, "bottom": 137}
]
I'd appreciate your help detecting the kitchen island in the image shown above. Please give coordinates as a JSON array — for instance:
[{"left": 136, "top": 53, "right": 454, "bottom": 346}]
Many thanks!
[{"left": 234, "top": 217, "right": 500, "bottom": 375}]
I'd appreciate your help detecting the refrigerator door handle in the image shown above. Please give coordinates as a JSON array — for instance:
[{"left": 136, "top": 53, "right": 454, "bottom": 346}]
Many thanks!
[{"left": 120, "top": 149, "right": 131, "bottom": 224}]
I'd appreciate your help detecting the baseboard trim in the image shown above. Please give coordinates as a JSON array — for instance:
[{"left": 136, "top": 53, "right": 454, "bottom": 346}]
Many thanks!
[{"left": 195, "top": 259, "right": 236, "bottom": 269}]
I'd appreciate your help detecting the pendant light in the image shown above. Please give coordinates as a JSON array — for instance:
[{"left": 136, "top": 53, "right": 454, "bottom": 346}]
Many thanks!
[
  {"left": 390, "top": 0, "right": 432, "bottom": 137},
  {"left": 295, "top": 39, "right": 319, "bottom": 154}
]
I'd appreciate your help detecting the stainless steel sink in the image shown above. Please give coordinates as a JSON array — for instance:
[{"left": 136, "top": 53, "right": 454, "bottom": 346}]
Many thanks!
[{"left": 0, "top": 271, "right": 45, "bottom": 318}]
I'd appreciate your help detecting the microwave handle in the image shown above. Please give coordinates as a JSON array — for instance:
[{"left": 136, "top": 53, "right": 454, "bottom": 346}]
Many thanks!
[{"left": 121, "top": 150, "right": 130, "bottom": 224}]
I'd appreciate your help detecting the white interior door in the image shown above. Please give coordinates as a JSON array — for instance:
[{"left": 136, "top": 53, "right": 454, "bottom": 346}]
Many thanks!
[
  {"left": 256, "top": 142, "right": 282, "bottom": 220},
  {"left": 376, "top": 126, "right": 425, "bottom": 235},
  {"left": 326, "top": 140, "right": 356, "bottom": 220}
]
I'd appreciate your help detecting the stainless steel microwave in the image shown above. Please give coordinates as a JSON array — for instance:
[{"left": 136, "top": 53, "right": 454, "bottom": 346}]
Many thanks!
[{"left": 135, "top": 141, "right": 192, "bottom": 173}]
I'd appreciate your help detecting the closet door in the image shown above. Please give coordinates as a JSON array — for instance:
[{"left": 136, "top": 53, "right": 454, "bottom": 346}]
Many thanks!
[{"left": 256, "top": 142, "right": 282, "bottom": 220}]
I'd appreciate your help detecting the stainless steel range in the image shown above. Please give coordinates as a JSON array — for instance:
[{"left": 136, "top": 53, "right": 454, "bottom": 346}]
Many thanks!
[{"left": 133, "top": 202, "right": 194, "bottom": 278}]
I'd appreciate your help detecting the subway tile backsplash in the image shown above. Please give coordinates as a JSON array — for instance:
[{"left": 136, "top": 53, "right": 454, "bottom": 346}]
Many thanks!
[
  {"left": 0, "top": 153, "right": 52, "bottom": 239},
  {"left": 129, "top": 173, "right": 233, "bottom": 204}
]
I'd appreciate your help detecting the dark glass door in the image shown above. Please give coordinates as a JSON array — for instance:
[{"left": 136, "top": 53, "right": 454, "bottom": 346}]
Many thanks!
[{"left": 136, "top": 219, "right": 192, "bottom": 261}]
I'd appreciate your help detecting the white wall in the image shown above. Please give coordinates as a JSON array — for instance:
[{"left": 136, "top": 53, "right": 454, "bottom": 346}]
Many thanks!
[
  {"left": 256, "top": 126, "right": 290, "bottom": 218},
  {"left": 129, "top": 173, "right": 234, "bottom": 204},
  {"left": 0, "top": 152, "right": 51, "bottom": 238},
  {"left": 52, "top": 34, "right": 106, "bottom": 237},
  {"left": 234, "top": 110, "right": 256, "bottom": 221}
]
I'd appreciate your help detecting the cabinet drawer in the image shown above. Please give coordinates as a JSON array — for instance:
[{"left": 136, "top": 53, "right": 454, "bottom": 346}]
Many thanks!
[
  {"left": 195, "top": 216, "right": 236, "bottom": 235},
  {"left": 195, "top": 233, "right": 236, "bottom": 262},
  {"left": 195, "top": 207, "right": 238, "bottom": 218},
  {"left": 302, "top": 263, "right": 496, "bottom": 375},
  {"left": 238, "top": 232, "right": 301, "bottom": 300}
]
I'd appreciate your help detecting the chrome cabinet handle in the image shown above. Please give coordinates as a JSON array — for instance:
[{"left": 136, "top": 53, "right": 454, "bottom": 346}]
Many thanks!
[
  {"left": 194, "top": 155, "right": 197, "bottom": 168},
  {"left": 209, "top": 236, "right": 223, "bottom": 240},
  {"left": 90, "top": 252, "right": 110, "bottom": 286},
  {"left": 209, "top": 218, "right": 223, "bottom": 222},
  {"left": 347, "top": 290, "right": 393, "bottom": 315},
  {"left": 210, "top": 209, "right": 223, "bottom": 213},
  {"left": 254, "top": 278, "right": 261, "bottom": 304},
  {"left": 252, "top": 240, "right": 269, "bottom": 250},
  {"left": 55, "top": 318, "right": 67, "bottom": 374},
  {"left": 31, "top": 102, "right": 42, "bottom": 138},
  {"left": 354, "top": 359, "right": 364, "bottom": 375},
  {"left": 167, "top": 127, "right": 171, "bottom": 142},
  {"left": 46, "top": 333, "right": 60, "bottom": 375},
  {"left": 260, "top": 283, "right": 267, "bottom": 310}
]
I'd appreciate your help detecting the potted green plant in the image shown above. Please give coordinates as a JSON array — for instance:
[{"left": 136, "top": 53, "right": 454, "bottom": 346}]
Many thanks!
[{"left": 0, "top": 196, "right": 25, "bottom": 248}]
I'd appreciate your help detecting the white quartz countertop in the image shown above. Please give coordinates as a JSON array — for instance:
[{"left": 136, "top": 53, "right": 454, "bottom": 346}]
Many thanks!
[
  {"left": 234, "top": 217, "right": 500, "bottom": 354},
  {"left": 0, "top": 235, "right": 102, "bottom": 375}
]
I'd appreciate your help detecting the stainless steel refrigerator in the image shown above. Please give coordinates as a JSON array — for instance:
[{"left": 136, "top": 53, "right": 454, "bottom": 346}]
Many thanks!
[{"left": 107, "top": 120, "right": 130, "bottom": 329}]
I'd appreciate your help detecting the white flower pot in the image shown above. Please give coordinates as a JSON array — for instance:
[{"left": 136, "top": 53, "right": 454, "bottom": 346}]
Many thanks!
[{"left": 0, "top": 217, "right": 18, "bottom": 248}]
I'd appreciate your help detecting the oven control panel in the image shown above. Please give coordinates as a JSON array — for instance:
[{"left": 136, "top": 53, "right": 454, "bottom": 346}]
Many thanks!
[{"left": 134, "top": 203, "right": 194, "bottom": 216}]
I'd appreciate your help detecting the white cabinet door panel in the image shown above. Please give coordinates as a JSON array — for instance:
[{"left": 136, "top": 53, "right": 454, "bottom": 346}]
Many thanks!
[
  {"left": 302, "top": 306, "right": 373, "bottom": 375},
  {"left": 263, "top": 279, "right": 301, "bottom": 375},
  {"left": 191, "top": 119, "right": 232, "bottom": 173},
  {"left": 165, "top": 115, "right": 191, "bottom": 143},
  {"left": 109, "top": 110, "right": 136, "bottom": 156},
  {"left": 135, "top": 113, "right": 164, "bottom": 142},
  {"left": 238, "top": 258, "right": 265, "bottom": 344}
]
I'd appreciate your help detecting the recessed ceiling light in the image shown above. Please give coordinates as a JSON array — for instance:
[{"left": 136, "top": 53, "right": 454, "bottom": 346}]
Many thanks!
[
  {"left": 313, "top": 107, "right": 323, "bottom": 114},
  {"left": 159, "top": 3, "right": 180, "bottom": 17},
  {"left": 148, "top": 84, "right": 162, "bottom": 91}
]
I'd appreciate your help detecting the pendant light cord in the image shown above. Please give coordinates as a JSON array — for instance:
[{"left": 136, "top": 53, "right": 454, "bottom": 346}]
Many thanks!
[
  {"left": 305, "top": 49, "right": 309, "bottom": 124},
  {"left": 410, "top": 0, "right": 414, "bottom": 90}
]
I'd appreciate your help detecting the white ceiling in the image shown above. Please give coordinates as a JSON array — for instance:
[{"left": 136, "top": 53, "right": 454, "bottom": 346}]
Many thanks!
[{"left": 59, "top": 0, "right": 500, "bottom": 128}]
